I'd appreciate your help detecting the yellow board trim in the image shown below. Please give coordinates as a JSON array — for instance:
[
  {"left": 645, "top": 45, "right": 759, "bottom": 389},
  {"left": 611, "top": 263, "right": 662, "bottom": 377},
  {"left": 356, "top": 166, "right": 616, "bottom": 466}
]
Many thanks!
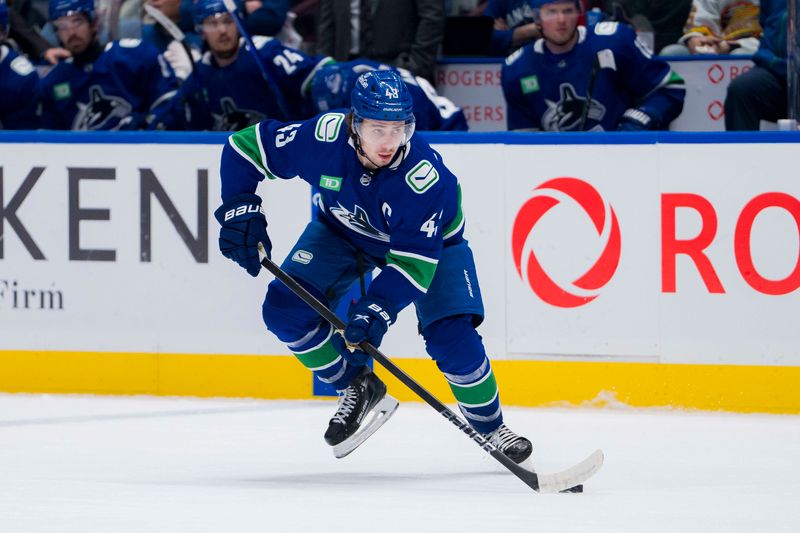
[{"left": 1, "top": 350, "right": 799, "bottom": 414}]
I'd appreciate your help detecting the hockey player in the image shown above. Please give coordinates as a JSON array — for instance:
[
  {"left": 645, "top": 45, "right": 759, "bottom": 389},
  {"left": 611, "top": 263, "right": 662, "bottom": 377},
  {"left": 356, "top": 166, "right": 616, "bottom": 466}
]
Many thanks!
[
  {"left": 0, "top": 0, "right": 41, "bottom": 129},
  {"left": 39, "top": 0, "right": 180, "bottom": 130},
  {"left": 310, "top": 59, "right": 469, "bottom": 131},
  {"left": 214, "top": 70, "right": 533, "bottom": 462},
  {"left": 170, "top": 0, "right": 330, "bottom": 131},
  {"left": 501, "top": 0, "right": 686, "bottom": 131}
]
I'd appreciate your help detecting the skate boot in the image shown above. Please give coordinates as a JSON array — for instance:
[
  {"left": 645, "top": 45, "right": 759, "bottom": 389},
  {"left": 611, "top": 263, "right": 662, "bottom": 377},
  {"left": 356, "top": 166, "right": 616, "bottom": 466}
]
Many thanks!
[
  {"left": 324, "top": 366, "right": 399, "bottom": 458},
  {"left": 484, "top": 423, "right": 533, "bottom": 465}
]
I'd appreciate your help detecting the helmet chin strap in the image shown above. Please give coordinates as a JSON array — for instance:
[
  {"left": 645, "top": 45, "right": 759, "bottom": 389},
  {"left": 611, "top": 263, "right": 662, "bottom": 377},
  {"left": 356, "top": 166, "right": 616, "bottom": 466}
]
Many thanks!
[{"left": 353, "top": 134, "right": 407, "bottom": 170}]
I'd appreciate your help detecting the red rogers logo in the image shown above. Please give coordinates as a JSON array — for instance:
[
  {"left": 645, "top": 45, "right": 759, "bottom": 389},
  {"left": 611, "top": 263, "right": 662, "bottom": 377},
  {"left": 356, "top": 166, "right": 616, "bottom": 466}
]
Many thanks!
[{"left": 511, "top": 177, "right": 621, "bottom": 308}]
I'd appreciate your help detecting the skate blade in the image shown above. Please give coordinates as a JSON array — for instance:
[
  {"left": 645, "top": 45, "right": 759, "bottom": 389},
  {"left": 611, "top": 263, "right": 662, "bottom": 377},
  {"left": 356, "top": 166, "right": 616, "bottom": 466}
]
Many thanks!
[{"left": 333, "top": 395, "right": 399, "bottom": 459}]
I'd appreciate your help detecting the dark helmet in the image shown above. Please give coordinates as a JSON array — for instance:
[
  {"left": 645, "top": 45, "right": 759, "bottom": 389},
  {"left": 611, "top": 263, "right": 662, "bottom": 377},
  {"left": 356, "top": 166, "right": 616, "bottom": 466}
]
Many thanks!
[
  {"left": 311, "top": 62, "right": 360, "bottom": 113},
  {"left": 193, "top": 0, "right": 228, "bottom": 28},
  {"left": 531, "top": 0, "right": 580, "bottom": 8},
  {"left": 49, "top": 0, "right": 95, "bottom": 22},
  {"left": 350, "top": 70, "right": 414, "bottom": 123}
]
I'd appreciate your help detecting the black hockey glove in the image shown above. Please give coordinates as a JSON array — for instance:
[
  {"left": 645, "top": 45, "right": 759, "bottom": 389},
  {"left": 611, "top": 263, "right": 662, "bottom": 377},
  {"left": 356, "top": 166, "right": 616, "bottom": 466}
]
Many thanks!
[
  {"left": 332, "top": 297, "right": 396, "bottom": 365},
  {"left": 616, "top": 108, "right": 658, "bottom": 131},
  {"left": 213, "top": 193, "right": 271, "bottom": 277}
]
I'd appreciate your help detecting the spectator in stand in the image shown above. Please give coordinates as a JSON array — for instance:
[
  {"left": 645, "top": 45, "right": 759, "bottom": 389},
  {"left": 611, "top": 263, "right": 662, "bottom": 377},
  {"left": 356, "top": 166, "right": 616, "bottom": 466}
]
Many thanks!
[
  {"left": 315, "top": 0, "right": 444, "bottom": 83},
  {"left": 724, "top": 0, "right": 786, "bottom": 130},
  {"left": 6, "top": 0, "right": 70, "bottom": 63},
  {"left": 588, "top": 0, "right": 692, "bottom": 54},
  {"left": 483, "top": 0, "right": 543, "bottom": 56},
  {"left": 39, "top": 0, "right": 180, "bottom": 129},
  {"left": 660, "top": 0, "right": 761, "bottom": 56},
  {"left": 169, "top": 0, "right": 330, "bottom": 130},
  {"left": 1, "top": 0, "right": 41, "bottom": 128},
  {"left": 310, "top": 59, "right": 469, "bottom": 130},
  {"left": 501, "top": 0, "right": 685, "bottom": 131}
]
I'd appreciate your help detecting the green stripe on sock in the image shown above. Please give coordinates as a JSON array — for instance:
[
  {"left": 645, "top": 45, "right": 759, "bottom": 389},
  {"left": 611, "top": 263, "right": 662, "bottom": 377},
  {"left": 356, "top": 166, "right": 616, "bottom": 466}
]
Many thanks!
[
  {"left": 294, "top": 340, "right": 340, "bottom": 370},
  {"left": 448, "top": 371, "right": 498, "bottom": 407}
]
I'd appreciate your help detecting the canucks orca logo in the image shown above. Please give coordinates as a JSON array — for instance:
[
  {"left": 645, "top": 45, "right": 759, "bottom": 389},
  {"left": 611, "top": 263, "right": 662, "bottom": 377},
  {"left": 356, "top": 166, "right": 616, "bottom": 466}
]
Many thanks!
[
  {"left": 212, "top": 97, "right": 266, "bottom": 131},
  {"left": 329, "top": 203, "right": 390, "bottom": 242},
  {"left": 542, "top": 84, "right": 606, "bottom": 132},
  {"left": 72, "top": 85, "right": 133, "bottom": 130}
]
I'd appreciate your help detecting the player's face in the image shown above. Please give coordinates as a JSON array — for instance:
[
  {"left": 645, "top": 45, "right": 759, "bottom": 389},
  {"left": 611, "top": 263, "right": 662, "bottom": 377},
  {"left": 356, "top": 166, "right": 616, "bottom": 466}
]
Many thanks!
[
  {"left": 54, "top": 13, "right": 95, "bottom": 55},
  {"left": 539, "top": 2, "right": 579, "bottom": 47},
  {"left": 357, "top": 119, "right": 410, "bottom": 169},
  {"left": 203, "top": 13, "right": 239, "bottom": 58},
  {"left": 147, "top": 0, "right": 180, "bottom": 20}
]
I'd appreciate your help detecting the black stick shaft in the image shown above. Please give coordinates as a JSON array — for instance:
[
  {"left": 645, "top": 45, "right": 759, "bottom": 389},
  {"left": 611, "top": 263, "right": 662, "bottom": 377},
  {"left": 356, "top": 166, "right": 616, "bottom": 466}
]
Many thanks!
[{"left": 259, "top": 254, "right": 541, "bottom": 491}]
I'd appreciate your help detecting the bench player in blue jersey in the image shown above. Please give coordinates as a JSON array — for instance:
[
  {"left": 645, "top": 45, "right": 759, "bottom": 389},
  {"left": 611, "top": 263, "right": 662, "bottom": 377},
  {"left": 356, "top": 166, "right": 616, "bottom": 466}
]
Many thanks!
[
  {"left": 39, "top": 0, "right": 180, "bottom": 130},
  {"left": 309, "top": 59, "right": 469, "bottom": 131},
  {"left": 170, "top": 0, "right": 330, "bottom": 131},
  {"left": 501, "top": 0, "right": 686, "bottom": 131},
  {"left": 214, "top": 70, "right": 533, "bottom": 462},
  {"left": 0, "top": 0, "right": 41, "bottom": 129}
]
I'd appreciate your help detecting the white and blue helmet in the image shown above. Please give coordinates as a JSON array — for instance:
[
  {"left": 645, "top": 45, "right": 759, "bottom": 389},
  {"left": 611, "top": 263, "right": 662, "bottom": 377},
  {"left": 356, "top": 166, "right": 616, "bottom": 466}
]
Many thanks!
[
  {"left": 49, "top": 0, "right": 95, "bottom": 22},
  {"left": 350, "top": 70, "right": 414, "bottom": 123}
]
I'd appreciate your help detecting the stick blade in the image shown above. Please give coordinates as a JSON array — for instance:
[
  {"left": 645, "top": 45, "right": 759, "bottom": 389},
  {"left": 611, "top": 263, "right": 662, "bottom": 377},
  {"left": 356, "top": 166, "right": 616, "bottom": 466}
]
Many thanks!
[{"left": 535, "top": 449, "right": 604, "bottom": 494}]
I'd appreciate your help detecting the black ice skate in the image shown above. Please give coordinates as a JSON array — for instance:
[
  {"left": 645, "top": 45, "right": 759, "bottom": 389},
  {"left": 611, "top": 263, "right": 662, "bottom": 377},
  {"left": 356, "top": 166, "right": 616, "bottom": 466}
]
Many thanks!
[
  {"left": 484, "top": 424, "right": 533, "bottom": 465},
  {"left": 324, "top": 366, "right": 399, "bottom": 458}
]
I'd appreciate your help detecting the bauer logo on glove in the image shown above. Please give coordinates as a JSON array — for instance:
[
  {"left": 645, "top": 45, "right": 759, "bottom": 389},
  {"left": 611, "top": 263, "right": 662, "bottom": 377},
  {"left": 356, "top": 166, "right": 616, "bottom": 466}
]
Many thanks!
[{"left": 223, "top": 203, "right": 264, "bottom": 221}]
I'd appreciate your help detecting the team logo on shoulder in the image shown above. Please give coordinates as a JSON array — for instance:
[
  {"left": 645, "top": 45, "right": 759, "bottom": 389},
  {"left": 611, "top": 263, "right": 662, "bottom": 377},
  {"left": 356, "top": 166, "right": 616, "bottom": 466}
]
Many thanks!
[
  {"left": 594, "top": 21, "right": 619, "bottom": 36},
  {"left": 329, "top": 203, "right": 390, "bottom": 242},
  {"left": 542, "top": 83, "right": 606, "bottom": 132},
  {"left": 405, "top": 161, "right": 439, "bottom": 194},
  {"left": 315, "top": 113, "right": 345, "bottom": 142},
  {"left": 118, "top": 38, "right": 143, "bottom": 48},
  {"left": 10, "top": 56, "right": 34, "bottom": 76},
  {"left": 505, "top": 47, "right": 524, "bottom": 66}
]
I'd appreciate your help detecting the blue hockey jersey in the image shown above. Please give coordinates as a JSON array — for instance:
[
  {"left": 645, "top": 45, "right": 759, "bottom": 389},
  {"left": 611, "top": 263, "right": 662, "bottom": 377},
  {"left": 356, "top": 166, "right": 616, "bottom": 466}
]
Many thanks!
[
  {"left": 220, "top": 112, "right": 465, "bottom": 310},
  {"left": 502, "top": 23, "right": 686, "bottom": 131},
  {"left": 0, "top": 44, "right": 40, "bottom": 129},
  {"left": 311, "top": 59, "right": 468, "bottom": 131},
  {"left": 39, "top": 39, "right": 180, "bottom": 130},
  {"left": 174, "top": 37, "right": 331, "bottom": 131}
]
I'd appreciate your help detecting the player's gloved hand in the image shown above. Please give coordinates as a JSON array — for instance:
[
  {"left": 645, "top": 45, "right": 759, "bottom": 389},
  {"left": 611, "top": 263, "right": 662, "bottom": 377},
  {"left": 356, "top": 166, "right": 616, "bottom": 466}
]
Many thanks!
[
  {"left": 163, "top": 40, "right": 199, "bottom": 81},
  {"left": 213, "top": 193, "right": 271, "bottom": 277},
  {"left": 616, "top": 108, "right": 657, "bottom": 131},
  {"left": 332, "top": 297, "right": 396, "bottom": 365}
]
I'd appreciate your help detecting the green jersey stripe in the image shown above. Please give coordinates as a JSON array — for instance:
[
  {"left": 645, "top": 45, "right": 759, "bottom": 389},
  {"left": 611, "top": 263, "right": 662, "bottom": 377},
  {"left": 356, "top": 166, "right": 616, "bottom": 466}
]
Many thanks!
[
  {"left": 229, "top": 126, "right": 278, "bottom": 180},
  {"left": 443, "top": 184, "right": 464, "bottom": 239},
  {"left": 448, "top": 370, "right": 499, "bottom": 407},
  {"left": 385, "top": 250, "right": 439, "bottom": 292}
]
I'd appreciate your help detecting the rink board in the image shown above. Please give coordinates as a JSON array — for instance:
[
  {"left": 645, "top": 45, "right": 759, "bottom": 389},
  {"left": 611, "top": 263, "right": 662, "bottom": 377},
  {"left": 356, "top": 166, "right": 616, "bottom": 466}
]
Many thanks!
[{"left": 1, "top": 131, "right": 799, "bottom": 412}]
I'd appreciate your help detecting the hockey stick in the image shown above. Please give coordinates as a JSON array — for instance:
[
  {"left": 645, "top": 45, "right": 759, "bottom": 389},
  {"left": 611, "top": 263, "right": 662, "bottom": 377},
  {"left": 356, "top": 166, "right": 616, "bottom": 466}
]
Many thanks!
[
  {"left": 256, "top": 244, "right": 604, "bottom": 494},
  {"left": 143, "top": 4, "right": 198, "bottom": 78},
  {"left": 221, "top": 0, "right": 291, "bottom": 119}
]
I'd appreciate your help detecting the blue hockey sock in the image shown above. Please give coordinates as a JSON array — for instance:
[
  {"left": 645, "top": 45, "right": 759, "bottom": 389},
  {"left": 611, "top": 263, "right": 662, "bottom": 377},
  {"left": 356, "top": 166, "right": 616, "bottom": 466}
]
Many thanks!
[{"left": 423, "top": 315, "right": 504, "bottom": 434}]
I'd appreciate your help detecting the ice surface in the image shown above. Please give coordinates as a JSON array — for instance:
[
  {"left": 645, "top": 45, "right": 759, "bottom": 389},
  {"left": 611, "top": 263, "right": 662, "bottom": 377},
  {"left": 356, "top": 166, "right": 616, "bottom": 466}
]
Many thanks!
[{"left": 0, "top": 394, "right": 798, "bottom": 532}]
